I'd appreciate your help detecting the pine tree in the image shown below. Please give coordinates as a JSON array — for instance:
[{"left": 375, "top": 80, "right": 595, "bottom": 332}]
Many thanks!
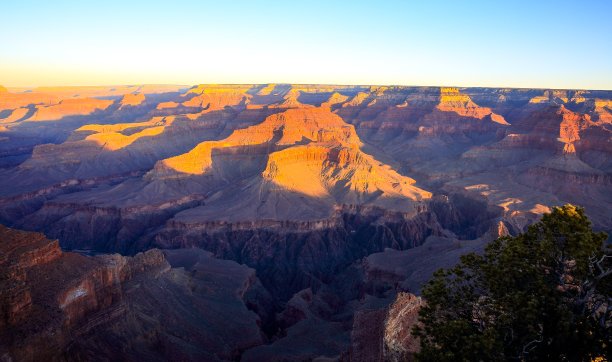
[{"left": 414, "top": 204, "right": 611, "bottom": 361}]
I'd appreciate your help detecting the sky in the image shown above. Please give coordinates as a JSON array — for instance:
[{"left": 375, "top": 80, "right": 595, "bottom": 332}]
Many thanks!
[{"left": 1, "top": 0, "right": 611, "bottom": 89}]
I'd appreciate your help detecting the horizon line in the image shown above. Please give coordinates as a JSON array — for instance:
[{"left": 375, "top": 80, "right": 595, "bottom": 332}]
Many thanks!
[{"left": 4, "top": 82, "right": 612, "bottom": 92}]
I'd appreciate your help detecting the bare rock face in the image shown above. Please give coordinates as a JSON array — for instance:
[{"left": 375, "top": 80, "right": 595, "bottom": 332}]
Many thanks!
[
  {"left": 0, "top": 225, "right": 62, "bottom": 327},
  {"left": 383, "top": 293, "right": 423, "bottom": 362},
  {"left": 348, "top": 293, "right": 423, "bottom": 362},
  {"left": 0, "top": 225, "right": 268, "bottom": 361},
  {"left": 0, "top": 224, "right": 135, "bottom": 359}
]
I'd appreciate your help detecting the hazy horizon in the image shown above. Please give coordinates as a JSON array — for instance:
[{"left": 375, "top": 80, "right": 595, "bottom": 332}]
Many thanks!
[
  {"left": 5, "top": 83, "right": 612, "bottom": 92},
  {"left": 1, "top": 0, "right": 611, "bottom": 90}
]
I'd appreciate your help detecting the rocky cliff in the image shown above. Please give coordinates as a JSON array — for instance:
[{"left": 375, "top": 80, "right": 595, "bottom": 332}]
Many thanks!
[{"left": 0, "top": 225, "right": 270, "bottom": 361}]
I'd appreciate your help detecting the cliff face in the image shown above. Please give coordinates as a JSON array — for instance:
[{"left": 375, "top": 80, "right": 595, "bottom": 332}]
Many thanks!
[
  {"left": 0, "top": 225, "right": 269, "bottom": 361},
  {"left": 0, "top": 224, "right": 140, "bottom": 359},
  {"left": 349, "top": 292, "right": 423, "bottom": 362},
  {"left": 383, "top": 292, "right": 424, "bottom": 361},
  {"left": 153, "top": 206, "right": 442, "bottom": 299}
]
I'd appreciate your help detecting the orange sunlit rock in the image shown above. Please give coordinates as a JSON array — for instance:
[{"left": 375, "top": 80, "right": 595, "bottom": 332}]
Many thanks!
[
  {"left": 29, "top": 98, "right": 114, "bottom": 121},
  {"left": 119, "top": 93, "right": 145, "bottom": 108},
  {"left": 436, "top": 87, "right": 507, "bottom": 123},
  {"left": 154, "top": 105, "right": 430, "bottom": 212},
  {"left": 321, "top": 92, "right": 349, "bottom": 108},
  {"left": 78, "top": 116, "right": 173, "bottom": 150}
]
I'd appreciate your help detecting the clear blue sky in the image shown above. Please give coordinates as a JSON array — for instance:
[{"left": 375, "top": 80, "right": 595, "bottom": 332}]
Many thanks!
[{"left": 1, "top": 0, "right": 611, "bottom": 89}]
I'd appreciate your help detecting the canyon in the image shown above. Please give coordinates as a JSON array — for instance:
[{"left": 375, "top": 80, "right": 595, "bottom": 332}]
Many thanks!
[{"left": 0, "top": 84, "right": 610, "bottom": 361}]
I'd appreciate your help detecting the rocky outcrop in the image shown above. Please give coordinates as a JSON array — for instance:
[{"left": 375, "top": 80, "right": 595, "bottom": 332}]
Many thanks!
[
  {"left": 363, "top": 232, "right": 495, "bottom": 294},
  {"left": 14, "top": 193, "right": 207, "bottom": 253},
  {"left": 118, "top": 93, "right": 145, "bottom": 108},
  {"left": 149, "top": 106, "right": 430, "bottom": 224},
  {"left": 321, "top": 92, "right": 349, "bottom": 109},
  {"left": 436, "top": 87, "right": 507, "bottom": 123},
  {"left": 349, "top": 292, "right": 423, "bottom": 362},
  {"left": 0, "top": 224, "right": 140, "bottom": 359},
  {"left": 0, "top": 225, "right": 269, "bottom": 361},
  {"left": 181, "top": 85, "right": 250, "bottom": 110},
  {"left": 153, "top": 107, "right": 363, "bottom": 175},
  {"left": 383, "top": 293, "right": 423, "bottom": 361},
  {"left": 0, "top": 225, "right": 62, "bottom": 327}
]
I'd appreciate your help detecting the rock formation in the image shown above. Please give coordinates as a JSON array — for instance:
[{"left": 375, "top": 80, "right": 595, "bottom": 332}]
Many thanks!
[
  {"left": 0, "top": 225, "right": 269, "bottom": 361},
  {"left": 29, "top": 98, "right": 115, "bottom": 121},
  {"left": 0, "top": 84, "right": 610, "bottom": 360},
  {"left": 349, "top": 292, "right": 423, "bottom": 362},
  {"left": 383, "top": 292, "right": 424, "bottom": 361},
  {"left": 118, "top": 93, "right": 145, "bottom": 108}
]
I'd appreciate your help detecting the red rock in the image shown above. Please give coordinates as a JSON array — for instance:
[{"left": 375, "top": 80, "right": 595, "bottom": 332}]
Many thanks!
[
  {"left": 118, "top": 93, "right": 145, "bottom": 108},
  {"left": 30, "top": 98, "right": 114, "bottom": 121},
  {"left": 0, "top": 226, "right": 268, "bottom": 361},
  {"left": 384, "top": 292, "right": 423, "bottom": 361},
  {"left": 349, "top": 293, "right": 423, "bottom": 362}
]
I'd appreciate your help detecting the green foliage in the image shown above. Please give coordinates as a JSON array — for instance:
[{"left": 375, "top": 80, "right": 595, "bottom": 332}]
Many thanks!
[{"left": 414, "top": 204, "right": 611, "bottom": 361}]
